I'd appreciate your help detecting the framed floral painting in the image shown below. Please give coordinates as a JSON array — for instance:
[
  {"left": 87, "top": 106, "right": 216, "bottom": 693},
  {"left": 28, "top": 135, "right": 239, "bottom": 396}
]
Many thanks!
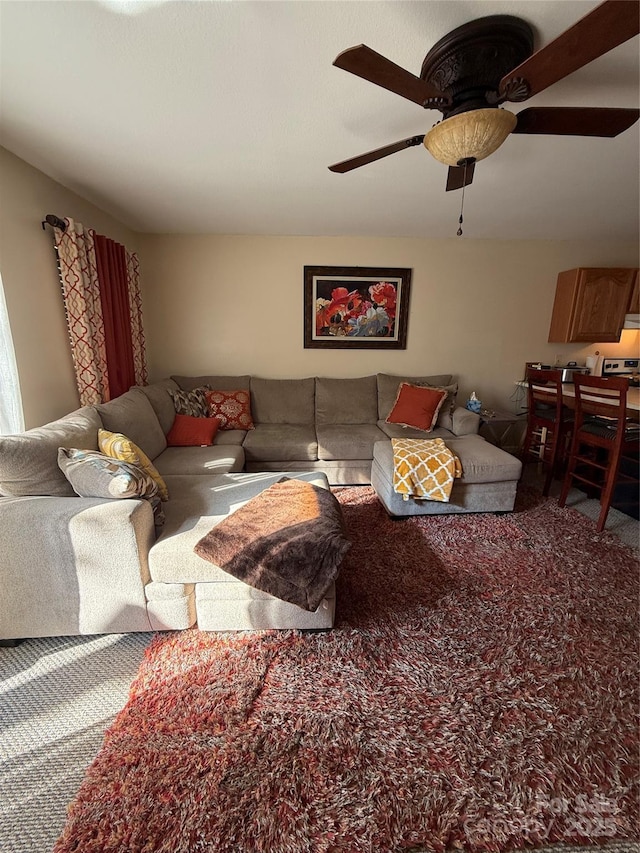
[{"left": 303, "top": 266, "right": 412, "bottom": 349}]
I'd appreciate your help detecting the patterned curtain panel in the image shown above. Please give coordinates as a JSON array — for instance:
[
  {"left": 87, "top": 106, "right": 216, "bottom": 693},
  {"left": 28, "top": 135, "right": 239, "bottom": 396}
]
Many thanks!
[
  {"left": 54, "top": 219, "right": 109, "bottom": 406},
  {"left": 126, "top": 249, "right": 148, "bottom": 387},
  {"left": 53, "top": 218, "right": 148, "bottom": 405}
]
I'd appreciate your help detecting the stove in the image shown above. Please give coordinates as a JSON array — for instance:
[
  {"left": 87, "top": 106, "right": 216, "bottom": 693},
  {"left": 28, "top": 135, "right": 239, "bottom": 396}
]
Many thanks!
[{"left": 601, "top": 357, "right": 640, "bottom": 387}]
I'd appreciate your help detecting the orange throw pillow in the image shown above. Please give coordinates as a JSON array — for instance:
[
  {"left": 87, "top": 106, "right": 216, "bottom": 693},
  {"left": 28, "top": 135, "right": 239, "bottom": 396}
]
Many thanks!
[
  {"left": 386, "top": 383, "right": 447, "bottom": 432},
  {"left": 205, "top": 390, "right": 254, "bottom": 430},
  {"left": 166, "top": 414, "right": 220, "bottom": 447}
]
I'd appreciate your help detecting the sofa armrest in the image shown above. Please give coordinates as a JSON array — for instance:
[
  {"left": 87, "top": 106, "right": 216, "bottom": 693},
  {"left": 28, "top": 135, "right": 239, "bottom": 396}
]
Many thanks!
[
  {"left": 450, "top": 406, "right": 481, "bottom": 436},
  {"left": 0, "top": 495, "right": 155, "bottom": 640}
]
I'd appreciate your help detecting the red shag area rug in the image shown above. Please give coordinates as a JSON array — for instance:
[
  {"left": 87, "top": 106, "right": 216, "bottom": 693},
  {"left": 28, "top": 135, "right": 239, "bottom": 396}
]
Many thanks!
[{"left": 54, "top": 486, "right": 639, "bottom": 853}]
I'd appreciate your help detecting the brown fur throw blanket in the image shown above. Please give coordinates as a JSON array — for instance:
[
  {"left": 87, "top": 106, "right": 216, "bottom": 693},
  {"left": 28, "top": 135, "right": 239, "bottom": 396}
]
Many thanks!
[{"left": 194, "top": 478, "right": 351, "bottom": 611}]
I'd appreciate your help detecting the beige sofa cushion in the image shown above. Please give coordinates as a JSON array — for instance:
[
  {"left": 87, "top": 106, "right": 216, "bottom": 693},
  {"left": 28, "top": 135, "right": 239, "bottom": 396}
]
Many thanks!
[
  {"left": 315, "top": 376, "right": 378, "bottom": 425},
  {"left": 193, "top": 478, "right": 349, "bottom": 612},
  {"left": 135, "top": 379, "right": 180, "bottom": 434},
  {"left": 153, "top": 445, "right": 245, "bottom": 476},
  {"left": 0, "top": 407, "right": 101, "bottom": 497},
  {"left": 96, "top": 388, "right": 167, "bottom": 460},
  {"left": 0, "top": 494, "right": 154, "bottom": 639},
  {"left": 242, "top": 424, "right": 318, "bottom": 462},
  {"left": 441, "top": 435, "right": 522, "bottom": 483},
  {"left": 213, "top": 429, "right": 247, "bottom": 446},
  {"left": 150, "top": 471, "right": 329, "bottom": 584},
  {"left": 316, "top": 423, "right": 388, "bottom": 460},
  {"left": 377, "top": 420, "right": 453, "bottom": 440},
  {"left": 250, "top": 377, "right": 315, "bottom": 424}
]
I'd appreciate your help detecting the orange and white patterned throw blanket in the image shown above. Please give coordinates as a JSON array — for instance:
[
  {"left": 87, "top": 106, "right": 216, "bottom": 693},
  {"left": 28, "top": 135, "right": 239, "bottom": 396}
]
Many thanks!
[{"left": 392, "top": 438, "right": 463, "bottom": 502}]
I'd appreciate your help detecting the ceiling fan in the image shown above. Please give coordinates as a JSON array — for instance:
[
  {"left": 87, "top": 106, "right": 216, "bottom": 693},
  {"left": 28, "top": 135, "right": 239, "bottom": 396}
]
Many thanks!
[{"left": 328, "top": 0, "right": 640, "bottom": 198}]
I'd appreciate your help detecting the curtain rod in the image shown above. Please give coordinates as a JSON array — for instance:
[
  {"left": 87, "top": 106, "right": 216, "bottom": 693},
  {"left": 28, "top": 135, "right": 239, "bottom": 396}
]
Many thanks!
[{"left": 41, "top": 214, "right": 66, "bottom": 231}]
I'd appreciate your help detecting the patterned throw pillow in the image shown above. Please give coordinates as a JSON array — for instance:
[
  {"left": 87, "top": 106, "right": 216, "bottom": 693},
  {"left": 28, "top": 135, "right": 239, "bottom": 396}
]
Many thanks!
[
  {"left": 58, "top": 447, "right": 158, "bottom": 499},
  {"left": 98, "top": 429, "right": 169, "bottom": 501},
  {"left": 205, "top": 390, "right": 254, "bottom": 430},
  {"left": 57, "top": 447, "right": 165, "bottom": 526},
  {"left": 168, "top": 386, "right": 211, "bottom": 418},
  {"left": 386, "top": 383, "right": 448, "bottom": 432}
]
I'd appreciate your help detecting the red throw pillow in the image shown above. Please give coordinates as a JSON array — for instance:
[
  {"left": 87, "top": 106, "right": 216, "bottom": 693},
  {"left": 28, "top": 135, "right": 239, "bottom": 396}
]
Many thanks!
[
  {"left": 386, "top": 383, "right": 447, "bottom": 432},
  {"left": 205, "top": 390, "right": 254, "bottom": 430},
  {"left": 166, "top": 414, "right": 220, "bottom": 447}
]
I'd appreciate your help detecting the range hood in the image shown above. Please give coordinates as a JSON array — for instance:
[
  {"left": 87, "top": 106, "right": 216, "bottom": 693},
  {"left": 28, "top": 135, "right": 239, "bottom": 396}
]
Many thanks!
[{"left": 623, "top": 313, "right": 640, "bottom": 330}]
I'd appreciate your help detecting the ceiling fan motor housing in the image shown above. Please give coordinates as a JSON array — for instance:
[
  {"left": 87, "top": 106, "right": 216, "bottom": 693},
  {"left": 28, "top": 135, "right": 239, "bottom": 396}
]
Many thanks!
[
  {"left": 328, "top": 2, "right": 639, "bottom": 184},
  {"left": 420, "top": 15, "right": 534, "bottom": 117}
]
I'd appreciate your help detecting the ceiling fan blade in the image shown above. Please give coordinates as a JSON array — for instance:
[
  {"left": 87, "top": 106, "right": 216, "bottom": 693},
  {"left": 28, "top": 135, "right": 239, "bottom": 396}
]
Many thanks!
[
  {"left": 513, "top": 107, "right": 640, "bottom": 137},
  {"left": 446, "top": 162, "right": 475, "bottom": 192},
  {"left": 333, "top": 45, "right": 449, "bottom": 108},
  {"left": 499, "top": 0, "right": 640, "bottom": 101},
  {"left": 329, "top": 135, "right": 425, "bottom": 173}
]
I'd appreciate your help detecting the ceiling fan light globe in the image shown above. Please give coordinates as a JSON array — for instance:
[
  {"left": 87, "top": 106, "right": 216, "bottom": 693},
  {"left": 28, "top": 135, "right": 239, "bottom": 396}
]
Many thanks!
[{"left": 424, "top": 109, "right": 517, "bottom": 166}]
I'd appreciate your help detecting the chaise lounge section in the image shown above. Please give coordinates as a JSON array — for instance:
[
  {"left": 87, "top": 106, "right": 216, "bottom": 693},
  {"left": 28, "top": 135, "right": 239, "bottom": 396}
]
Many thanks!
[{"left": 371, "top": 437, "right": 523, "bottom": 516}]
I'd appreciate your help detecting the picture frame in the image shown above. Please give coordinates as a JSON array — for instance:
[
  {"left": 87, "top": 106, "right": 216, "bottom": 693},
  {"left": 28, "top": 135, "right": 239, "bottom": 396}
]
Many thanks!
[{"left": 303, "top": 266, "right": 411, "bottom": 349}]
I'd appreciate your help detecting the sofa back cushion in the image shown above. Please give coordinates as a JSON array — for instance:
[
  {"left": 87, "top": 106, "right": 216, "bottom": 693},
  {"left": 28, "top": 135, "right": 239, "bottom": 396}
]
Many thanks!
[
  {"left": 377, "top": 373, "right": 454, "bottom": 420},
  {"left": 135, "top": 379, "right": 180, "bottom": 434},
  {"left": 251, "top": 378, "right": 315, "bottom": 424},
  {"left": 96, "top": 389, "right": 167, "bottom": 460},
  {"left": 315, "top": 376, "right": 378, "bottom": 425},
  {"left": 171, "top": 375, "right": 251, "bottom": 392},
  {"left": 0, "top": 407, "right": 101, "bottom": 497}
]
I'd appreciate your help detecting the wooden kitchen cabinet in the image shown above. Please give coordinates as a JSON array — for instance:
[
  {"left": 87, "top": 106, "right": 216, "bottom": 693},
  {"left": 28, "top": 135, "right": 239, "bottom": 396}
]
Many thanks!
[
  {"left": 628, "top": 271, "right": 640, "bottom": 314},
  {"left": 548, "top": 267, "right": 638, "bottom": 343}
]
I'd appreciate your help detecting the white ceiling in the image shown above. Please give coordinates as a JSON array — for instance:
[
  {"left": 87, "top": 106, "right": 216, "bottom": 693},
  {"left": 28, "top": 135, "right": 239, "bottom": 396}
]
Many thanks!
[{"left": 1, "top": 0, "right": 638, "bottom": 240}]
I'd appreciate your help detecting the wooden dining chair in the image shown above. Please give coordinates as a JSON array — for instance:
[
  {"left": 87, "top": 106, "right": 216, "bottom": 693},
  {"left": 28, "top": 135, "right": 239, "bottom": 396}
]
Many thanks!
[
  {"left": 558, "top": 374, "right": 640, "bottom": 532},
  {"left": 521, "top": 368, "right": 573, "bottom": 496}
]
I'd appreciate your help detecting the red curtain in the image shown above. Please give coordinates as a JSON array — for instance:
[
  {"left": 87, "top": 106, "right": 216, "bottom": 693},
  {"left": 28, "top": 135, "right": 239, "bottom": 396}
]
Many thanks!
[
  {"left": 54, "top": 218, "right": 147, "bottom": 405},
  {"left": 93, "top": 234, "right": 136, "bottom": 399}
]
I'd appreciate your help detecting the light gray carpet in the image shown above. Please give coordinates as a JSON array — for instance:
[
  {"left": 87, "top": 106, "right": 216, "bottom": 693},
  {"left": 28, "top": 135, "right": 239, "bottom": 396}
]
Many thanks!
[
  {"left": 0, "top": 633, "right": 153, "bottom": 852},
  {"left": 0, "top": 479, "right": 637, "bottom": 853}
]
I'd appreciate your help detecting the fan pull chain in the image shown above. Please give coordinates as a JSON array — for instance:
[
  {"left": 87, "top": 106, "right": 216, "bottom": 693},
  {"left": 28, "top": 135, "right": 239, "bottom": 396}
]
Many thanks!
[{"left": 457, "top": 161, "right": 468, "bottom": 237}]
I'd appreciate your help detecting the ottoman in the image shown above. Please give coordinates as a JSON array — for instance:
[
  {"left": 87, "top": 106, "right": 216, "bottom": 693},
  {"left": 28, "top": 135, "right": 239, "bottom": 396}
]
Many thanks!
[{"left": 371, "top": 436, "right": 522, "bottom": 517}]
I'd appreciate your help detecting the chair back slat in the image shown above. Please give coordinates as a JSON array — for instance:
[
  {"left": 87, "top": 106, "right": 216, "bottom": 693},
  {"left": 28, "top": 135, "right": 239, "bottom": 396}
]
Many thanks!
[
  {"left": 573, "top": 374, "right": 629, "bottom": 424},
  {"left": 526, "top": 368, "right": 564, "bottom": 419}
]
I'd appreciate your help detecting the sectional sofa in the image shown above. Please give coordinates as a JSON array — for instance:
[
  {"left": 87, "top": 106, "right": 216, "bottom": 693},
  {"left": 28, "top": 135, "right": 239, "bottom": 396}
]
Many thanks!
[{"left": 0, "top": 373, "right": 522, "bottom": 641}]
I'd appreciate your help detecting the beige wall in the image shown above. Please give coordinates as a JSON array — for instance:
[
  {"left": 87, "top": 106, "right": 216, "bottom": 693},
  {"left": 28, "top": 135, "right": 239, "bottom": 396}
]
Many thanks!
[
  {"left": 2, "top": 146, "right": 638, "bottom": 426},
  {"left": 139, "top": 234, "right": 639, "bottom": 412},
  {"left": 0, "top": 147, "right": 140, "bottom": 427}
]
